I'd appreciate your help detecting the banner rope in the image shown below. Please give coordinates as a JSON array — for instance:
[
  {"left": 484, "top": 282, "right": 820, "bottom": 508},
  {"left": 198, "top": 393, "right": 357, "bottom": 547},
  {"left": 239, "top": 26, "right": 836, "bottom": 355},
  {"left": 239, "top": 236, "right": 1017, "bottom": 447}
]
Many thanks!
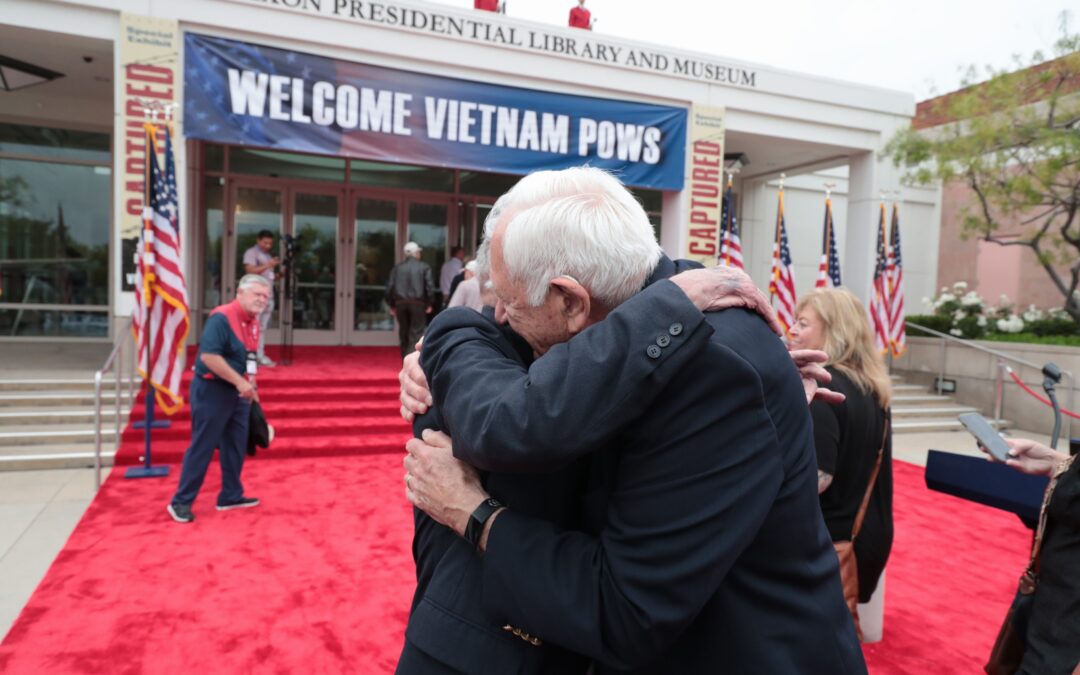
[{"left": 1005, "top": 366, "right": 1080, "bottom": 420}]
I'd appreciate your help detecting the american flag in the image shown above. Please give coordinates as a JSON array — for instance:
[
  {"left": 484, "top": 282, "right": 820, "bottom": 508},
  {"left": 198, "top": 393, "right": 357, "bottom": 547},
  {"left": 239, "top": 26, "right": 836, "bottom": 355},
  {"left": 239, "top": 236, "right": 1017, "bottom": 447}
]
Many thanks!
[
  {"left": 133, "top": 126, "right": 190, "bottom": 415},
  {"left": 718, "top": 177, "right": 744, "bottom": 269},
  {"left": 769, "top": 189, "right": 797, "bottom": 334},
  {"left": 887, "top": 203, "right": 906, "bottom": 356},
  {"left": 869, "top": 203, "right": 891, "bottom": 353},
  {"left": 815, "top": 197, "right": 842, "bottom": 288}
]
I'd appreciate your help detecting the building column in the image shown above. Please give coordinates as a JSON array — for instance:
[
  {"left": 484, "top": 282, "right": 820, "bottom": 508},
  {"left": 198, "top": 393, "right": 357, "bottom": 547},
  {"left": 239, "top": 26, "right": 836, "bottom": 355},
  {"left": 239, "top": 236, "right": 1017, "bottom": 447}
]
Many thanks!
[
  {"left": 738, "top": 177, "right": 773, "bottom": 290},
  {"left": 845, "top": 151, "right": 900, "bottom": 304}
]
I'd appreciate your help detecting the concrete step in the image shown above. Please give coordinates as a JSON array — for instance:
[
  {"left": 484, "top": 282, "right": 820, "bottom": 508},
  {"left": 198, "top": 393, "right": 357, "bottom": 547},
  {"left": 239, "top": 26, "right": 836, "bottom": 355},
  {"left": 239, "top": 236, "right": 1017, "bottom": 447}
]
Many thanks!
[
  {"left": 0, "top": 378, "right": 138, "bottom": 392},
  {"left": 0, "top": 408, "right": 130, "bottom": 426},
  {"left": 893, "top": 417, "right": 1012, "bottom": 433},
  {"left": 0, "top": 391, "right": 137, "bottom": 408},
  {"left": 0, "top": 444, "right": 116, "bottom": 471},
  {"left": 0, "top": 424, "right": 119, "bottom": 447},
  {"left": 893, "top": 394, "right": 957, "bottom": 405},
  {"left": 891, "top": 383, "right": 928, "bottom": 393},
  {"left": 891, "top": 405, "right": 979, "bottom": 419}
]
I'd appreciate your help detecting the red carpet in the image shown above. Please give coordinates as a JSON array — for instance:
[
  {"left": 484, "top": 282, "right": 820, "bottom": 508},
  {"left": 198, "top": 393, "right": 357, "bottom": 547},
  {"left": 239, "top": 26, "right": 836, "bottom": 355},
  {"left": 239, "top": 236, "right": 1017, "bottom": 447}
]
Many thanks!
[
  {"left": 115, "top": 346, "right": 411, "bottom": 465},
  {"left": 862, "top": 461, "right": 1031, "bottom": 673},
  {"left": 0, "top": 453, "right": 416, "bottom": 674},
  {"left": 0, "top": 343, "right": 1039, "bottom": 673}
]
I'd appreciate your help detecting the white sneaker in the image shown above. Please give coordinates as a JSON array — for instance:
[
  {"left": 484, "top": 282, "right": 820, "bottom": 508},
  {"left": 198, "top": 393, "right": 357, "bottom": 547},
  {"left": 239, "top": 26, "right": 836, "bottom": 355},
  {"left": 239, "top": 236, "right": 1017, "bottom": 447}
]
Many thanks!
[{"left": 258, "top": 356, "right": 276, "bottom": 367}]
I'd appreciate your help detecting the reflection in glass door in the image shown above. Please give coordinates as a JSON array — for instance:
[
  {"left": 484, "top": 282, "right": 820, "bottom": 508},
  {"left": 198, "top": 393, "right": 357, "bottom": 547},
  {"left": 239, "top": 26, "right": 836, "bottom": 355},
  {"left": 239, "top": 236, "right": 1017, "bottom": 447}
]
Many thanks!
[
  {"left": 352, "top": 197, "right": 397, "bottom": 336},
  {"left": 290, "top": 192, "right": 339, "bottom": 337},
  {"left": 233, "top": 187, "right": 283, "bottom": 331},
  {"left": 407, "top": 202, "right": 448, "bottom": 286}
]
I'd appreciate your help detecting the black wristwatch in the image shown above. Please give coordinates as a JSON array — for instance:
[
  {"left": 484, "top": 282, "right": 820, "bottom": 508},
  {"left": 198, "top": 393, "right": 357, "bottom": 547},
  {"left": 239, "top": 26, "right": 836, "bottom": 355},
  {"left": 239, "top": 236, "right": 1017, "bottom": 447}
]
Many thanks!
[{"left": 464, "top": 497, "right": 504, "bottom": 551}]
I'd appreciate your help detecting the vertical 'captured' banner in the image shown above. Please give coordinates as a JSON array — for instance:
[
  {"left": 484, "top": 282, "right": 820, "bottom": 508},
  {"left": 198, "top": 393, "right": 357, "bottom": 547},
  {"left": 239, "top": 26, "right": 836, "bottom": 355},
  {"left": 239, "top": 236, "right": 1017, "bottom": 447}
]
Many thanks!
[
  {"left": 115, "top": 13, "right": 180, "bottom": 301},
  {"left": 683, "top": 105, "right": 726, "bottom": 266}
]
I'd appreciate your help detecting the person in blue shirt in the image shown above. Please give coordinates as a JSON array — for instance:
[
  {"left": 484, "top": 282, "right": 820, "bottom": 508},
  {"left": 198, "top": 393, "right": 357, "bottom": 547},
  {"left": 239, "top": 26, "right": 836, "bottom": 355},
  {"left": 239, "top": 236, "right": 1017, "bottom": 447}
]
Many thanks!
[{"left": 167, "top": 274, "right": 270, "bottom": 523}]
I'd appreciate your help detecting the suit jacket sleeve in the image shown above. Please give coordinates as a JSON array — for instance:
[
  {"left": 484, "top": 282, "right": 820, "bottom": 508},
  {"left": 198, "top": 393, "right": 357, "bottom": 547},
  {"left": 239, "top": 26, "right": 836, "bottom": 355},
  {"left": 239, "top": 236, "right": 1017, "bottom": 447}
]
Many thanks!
[
  {"left": 480, "top": 343, "right": 785, "bottom": 669},
  {"left": 420, "top": 279, "right": 714, "bottom": 472}
]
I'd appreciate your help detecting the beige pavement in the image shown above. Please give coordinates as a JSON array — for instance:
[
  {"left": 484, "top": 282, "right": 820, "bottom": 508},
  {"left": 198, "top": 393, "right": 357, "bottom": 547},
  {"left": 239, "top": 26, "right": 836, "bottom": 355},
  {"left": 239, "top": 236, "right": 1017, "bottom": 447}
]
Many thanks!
[{"left": 0, "top": 467, "right": 110, "bottom": 641}]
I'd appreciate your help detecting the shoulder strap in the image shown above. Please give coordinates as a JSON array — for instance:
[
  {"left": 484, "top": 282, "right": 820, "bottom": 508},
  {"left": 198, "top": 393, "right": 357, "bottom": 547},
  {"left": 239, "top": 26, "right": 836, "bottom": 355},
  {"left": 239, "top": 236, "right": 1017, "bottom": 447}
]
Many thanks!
[
  {"left": 1026, "top": 454, "right": 1077, "bottom": 577},
  {"left": 851, "top": 412, "right": 890, "bottom": 541}
]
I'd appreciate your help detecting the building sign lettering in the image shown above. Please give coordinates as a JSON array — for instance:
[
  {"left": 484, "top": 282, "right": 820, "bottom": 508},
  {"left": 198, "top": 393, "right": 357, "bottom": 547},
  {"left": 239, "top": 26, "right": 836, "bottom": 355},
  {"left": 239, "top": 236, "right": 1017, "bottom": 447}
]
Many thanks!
[
  {"left": 186, "top": 34, "right": 687, "bottom": 189},
  {"left": 226, "top": 0, "right": 757, "bottom": 89}
]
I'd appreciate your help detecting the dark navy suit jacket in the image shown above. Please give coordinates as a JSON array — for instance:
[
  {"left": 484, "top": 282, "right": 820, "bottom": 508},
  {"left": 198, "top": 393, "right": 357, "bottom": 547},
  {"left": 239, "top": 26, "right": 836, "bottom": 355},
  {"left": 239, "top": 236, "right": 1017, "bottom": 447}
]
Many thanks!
[{"left": 401, "top": 257, "right": 866, "bottom": 674}]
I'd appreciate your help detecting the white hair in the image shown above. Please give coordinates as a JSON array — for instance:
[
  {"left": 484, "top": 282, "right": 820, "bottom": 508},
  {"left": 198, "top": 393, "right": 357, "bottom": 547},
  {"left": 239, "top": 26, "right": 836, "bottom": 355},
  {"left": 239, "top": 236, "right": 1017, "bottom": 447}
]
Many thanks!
[
  {"left": 237, "top": 274, "right": 271, "bottom": 291},
  {"left": 489, "top": 167, "right": 661, "bottom": 308}
]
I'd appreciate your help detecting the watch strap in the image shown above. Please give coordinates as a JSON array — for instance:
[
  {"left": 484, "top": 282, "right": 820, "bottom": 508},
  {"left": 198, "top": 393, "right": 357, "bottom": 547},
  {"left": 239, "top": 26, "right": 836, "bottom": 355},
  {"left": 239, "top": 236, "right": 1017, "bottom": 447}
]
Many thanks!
[{"left": 464, "top": 497, "right": 504, "bottom": 550}]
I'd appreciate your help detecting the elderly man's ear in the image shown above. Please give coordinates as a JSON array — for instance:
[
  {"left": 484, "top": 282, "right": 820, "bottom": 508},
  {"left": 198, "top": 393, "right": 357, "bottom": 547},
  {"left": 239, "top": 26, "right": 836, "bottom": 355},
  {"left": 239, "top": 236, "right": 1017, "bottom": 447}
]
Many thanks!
[{"left": 550, "top": 276, "right": 592, "bottom": 334}]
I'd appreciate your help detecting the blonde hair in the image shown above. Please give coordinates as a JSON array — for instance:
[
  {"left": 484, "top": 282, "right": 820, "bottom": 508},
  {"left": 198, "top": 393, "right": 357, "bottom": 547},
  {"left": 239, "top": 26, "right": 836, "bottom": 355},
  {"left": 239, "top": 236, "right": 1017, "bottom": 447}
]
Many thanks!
[{"left": 795, "top": 288, "right": 892, "bottom": 408}]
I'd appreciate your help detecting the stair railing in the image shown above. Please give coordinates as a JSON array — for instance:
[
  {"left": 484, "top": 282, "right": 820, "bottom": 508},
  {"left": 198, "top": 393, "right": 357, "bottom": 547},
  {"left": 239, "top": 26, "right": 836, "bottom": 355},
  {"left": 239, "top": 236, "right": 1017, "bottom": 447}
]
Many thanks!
[
  {"left": 906, "top": 321, "right": 1075, "bottom": 440},
  {"left": 94, "top": 318, "right": 135, "bottom": 491}
]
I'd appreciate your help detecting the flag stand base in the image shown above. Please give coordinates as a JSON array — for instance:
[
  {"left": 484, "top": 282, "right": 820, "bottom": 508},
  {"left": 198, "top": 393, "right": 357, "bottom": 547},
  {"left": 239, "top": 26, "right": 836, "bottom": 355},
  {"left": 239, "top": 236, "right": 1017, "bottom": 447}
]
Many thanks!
[{"left": 125, "top": 465, "right": 170, "bottom": 479}]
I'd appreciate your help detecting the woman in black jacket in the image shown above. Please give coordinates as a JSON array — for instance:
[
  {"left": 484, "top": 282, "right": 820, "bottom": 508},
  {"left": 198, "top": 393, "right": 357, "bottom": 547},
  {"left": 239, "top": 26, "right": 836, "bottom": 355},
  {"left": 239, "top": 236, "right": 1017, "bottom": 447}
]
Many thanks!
[
  {"left": 788, "top": 288, "right": 894, "bottom": 629},
  {"left": 984, "top": 437, "right": 1079, "bottom": 674}
]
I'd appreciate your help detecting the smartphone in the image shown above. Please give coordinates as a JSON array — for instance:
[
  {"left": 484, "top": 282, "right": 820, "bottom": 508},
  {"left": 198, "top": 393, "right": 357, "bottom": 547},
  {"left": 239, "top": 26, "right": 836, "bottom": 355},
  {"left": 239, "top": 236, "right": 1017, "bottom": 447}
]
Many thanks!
[{"left": 958, "top": 412, "right": 1012, "bottom": 462}]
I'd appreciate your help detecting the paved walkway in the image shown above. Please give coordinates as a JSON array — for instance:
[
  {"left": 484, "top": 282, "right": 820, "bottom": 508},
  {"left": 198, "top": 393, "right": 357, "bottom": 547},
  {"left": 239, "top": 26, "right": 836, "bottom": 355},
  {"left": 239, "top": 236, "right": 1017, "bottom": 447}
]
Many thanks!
[{"left": 0, "top": 467, "right": 110, "bottom": 638}]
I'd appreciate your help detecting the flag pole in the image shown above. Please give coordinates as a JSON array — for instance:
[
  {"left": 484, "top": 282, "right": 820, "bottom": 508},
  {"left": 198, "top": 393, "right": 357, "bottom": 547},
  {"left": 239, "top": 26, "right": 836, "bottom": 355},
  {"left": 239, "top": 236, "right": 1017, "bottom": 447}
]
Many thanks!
[
  {"left": 127, "top": 105, "right": 170, "bottom": 479},
  {"left": 770, "top": 174, "right": 785, "bottom": 307}
]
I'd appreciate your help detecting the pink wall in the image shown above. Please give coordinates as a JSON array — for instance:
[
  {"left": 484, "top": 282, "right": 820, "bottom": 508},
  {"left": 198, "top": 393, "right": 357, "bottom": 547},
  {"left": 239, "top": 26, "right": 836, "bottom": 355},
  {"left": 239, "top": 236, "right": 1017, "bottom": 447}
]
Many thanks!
[{"left": 936, "top": 179, "right": 1070, "bottom": 310}]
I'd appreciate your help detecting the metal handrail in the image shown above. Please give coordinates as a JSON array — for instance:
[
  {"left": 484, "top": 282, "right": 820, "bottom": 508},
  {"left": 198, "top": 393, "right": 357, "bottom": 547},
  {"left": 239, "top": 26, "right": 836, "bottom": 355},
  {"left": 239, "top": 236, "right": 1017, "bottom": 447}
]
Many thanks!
[
  {"left": 93, "top": 318, "right": 135, "bottom": 490},
  {"left": 906, "top": 322, "right": 1043, "bottom": 370},
  {"left": 906, "top": 320, "right": 1075, "bottom": 443}
]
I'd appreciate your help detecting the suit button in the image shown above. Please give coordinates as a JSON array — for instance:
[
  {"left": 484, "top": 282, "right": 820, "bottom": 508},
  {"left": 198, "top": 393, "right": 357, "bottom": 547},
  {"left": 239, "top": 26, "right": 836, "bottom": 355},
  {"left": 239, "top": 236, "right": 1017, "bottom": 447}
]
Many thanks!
[
  {"left": 646, "top": 345, "right": 662, "bottom": 359},
  {"left": 656, "top": 334, "right": 671, "bottom": 348},
  {"left": 669, "top": 322, "right": 683, "bottom": 336}
]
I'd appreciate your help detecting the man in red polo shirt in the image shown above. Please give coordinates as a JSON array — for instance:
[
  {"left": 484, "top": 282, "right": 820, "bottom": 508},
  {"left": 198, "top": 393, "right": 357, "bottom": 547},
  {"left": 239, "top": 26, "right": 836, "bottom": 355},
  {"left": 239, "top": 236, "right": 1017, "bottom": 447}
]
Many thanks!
[
  {"left": 569, "top": 0, "right": 593, "bottom": 29},
  {"left": 166, "top": 274, "right": 268, "bottom": 524}
]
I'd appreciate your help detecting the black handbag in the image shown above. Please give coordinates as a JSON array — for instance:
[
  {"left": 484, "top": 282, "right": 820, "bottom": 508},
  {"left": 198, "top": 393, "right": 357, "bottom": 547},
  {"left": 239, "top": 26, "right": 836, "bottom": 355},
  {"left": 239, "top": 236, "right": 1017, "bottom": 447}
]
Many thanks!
[
  {"left": 985, "top": 456, "right": 1074, "bottom": 674},
  {"left": 247, "top": 400, "right": 271, "bottom": 456}
]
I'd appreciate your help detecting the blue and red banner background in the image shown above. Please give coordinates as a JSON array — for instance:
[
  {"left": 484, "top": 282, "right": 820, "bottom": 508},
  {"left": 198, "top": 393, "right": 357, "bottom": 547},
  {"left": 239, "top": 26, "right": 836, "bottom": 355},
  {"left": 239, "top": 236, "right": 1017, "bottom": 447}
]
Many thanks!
[{"left": 184, "top": 33, "right": 687, "bottom": 190}]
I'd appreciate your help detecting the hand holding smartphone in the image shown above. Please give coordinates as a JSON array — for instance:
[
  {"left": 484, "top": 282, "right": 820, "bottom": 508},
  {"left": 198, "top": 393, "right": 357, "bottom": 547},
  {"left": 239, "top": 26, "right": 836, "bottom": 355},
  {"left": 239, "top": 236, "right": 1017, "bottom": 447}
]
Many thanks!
[{"left": 958, "top": 412, "right": 1012, "bottom": 462}]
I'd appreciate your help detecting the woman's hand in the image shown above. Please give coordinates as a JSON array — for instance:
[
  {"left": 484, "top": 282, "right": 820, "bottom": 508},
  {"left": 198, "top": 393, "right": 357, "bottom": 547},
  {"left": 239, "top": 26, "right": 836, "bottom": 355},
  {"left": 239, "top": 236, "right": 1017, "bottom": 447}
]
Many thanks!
[{"left": 981, "top": 437, "right": 1069, "bottom": 477}]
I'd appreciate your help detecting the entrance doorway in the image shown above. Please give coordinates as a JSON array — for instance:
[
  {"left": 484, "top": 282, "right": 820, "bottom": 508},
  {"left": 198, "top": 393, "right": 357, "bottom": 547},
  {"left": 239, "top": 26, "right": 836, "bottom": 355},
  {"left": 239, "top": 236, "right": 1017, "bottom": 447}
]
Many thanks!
[{"left": 216, "top": 178, "right": 461, "bottom": 346}]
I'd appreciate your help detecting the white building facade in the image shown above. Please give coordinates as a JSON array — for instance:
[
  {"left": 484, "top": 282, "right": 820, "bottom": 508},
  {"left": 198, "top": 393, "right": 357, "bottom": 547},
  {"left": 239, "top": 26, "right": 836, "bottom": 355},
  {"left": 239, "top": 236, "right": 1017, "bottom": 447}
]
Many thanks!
[{"left": 0, "top": 0, "right": 940, "bottom": 346}]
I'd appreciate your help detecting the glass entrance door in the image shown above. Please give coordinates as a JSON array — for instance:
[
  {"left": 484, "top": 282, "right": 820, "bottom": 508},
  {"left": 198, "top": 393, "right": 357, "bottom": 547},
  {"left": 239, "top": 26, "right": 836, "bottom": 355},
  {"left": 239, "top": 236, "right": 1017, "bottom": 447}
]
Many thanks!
[
  {"left": 230, "top": 185, "right": 284, "bottom": 344},
  {"left": 219, "top": 183, "right": 454, "bottom": 347},
  {"left": 407, "top": 201, "right": 449, "bottom": 300},
  {"left": 287, "top": 190, "right": 341, "bottom": 345},
  {"left": 346, "top": 196, "right": 398, "bottom": 345}
]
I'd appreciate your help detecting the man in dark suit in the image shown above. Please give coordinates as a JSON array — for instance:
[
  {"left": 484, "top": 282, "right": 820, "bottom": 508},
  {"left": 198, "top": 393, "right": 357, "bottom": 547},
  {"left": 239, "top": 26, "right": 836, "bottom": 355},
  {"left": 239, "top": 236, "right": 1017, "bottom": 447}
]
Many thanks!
[
  {"left": 401, "top": 168, "right": 864, "bottom": 674},
  {"left": 398, "top": 259, "right": 784, "bottom": 673}
]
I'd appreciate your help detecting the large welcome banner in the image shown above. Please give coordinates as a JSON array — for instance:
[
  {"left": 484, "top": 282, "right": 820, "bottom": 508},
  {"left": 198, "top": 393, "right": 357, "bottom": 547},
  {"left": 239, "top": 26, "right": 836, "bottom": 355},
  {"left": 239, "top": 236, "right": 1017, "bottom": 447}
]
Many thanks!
[{"left": 184, "top": 34, "right": 687, "bottom": 190}]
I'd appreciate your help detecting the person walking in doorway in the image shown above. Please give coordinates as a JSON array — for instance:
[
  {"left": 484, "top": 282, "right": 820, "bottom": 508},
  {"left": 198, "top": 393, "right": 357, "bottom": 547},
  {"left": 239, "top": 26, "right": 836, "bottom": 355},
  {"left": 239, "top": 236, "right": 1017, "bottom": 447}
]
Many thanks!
[
  {"left": 242, "top": 230, "right": 280, "bottom": 367},
  {"left": 387, "top": 241, "right": 434, "bottom": 358}
]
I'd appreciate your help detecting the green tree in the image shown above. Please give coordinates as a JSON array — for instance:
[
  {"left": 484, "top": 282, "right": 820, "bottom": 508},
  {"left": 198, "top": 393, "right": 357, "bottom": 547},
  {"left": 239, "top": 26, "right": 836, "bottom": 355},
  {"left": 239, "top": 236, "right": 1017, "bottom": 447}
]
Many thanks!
[{"left": 888, "top": 14, "right": 1080, "bottom": 326}]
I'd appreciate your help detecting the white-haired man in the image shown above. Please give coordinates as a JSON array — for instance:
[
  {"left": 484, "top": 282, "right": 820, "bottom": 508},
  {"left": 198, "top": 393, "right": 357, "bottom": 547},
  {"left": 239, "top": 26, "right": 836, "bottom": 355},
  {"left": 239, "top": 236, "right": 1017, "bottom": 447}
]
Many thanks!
[
  {"left": 387, "top": 241, "right": 434, "bottom": 358},
  {"left": 400, "top": 167, "right": 865, "bottom": 674},
  {"left": 446, "top": 260, "right": 482, "bottom": 312},
  {"left": 168, "top": 274, "right": 268, "bottom": 523}
]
